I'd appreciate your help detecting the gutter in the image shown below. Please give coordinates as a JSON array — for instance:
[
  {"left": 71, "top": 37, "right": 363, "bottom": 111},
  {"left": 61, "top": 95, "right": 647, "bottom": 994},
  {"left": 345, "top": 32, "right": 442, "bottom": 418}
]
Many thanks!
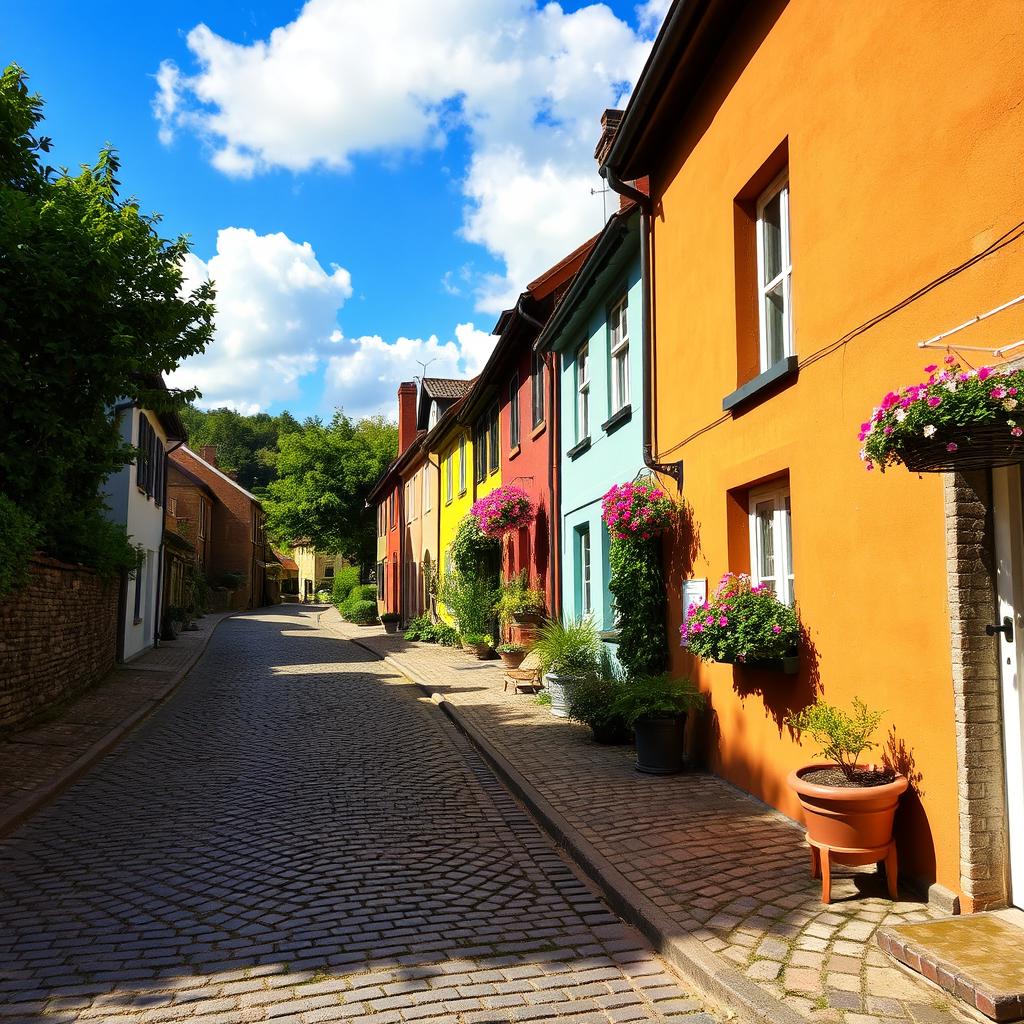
[{"left": 601, "top": 167, "right": 684, "bottom": 490}]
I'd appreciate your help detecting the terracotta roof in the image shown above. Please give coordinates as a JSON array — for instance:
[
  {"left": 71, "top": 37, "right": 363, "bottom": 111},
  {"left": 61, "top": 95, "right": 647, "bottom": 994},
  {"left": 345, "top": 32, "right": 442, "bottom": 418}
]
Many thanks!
[{"left": 422, "top": 378, "right": 473, "bottom": 400}]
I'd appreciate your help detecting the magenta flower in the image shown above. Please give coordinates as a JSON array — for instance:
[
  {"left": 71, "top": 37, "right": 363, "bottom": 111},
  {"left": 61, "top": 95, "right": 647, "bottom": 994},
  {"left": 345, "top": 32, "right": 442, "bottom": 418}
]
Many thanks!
[
  {"left": 979, "top": 367, "right": 993, "bottom": 381},
  {"left": 944, "top": 354, "right": 956, "bottom": 365},
  {"left": 771, "top": 624, "right": 782, "bottom": 634},
  {"left": 718, "top": 616, "right": 729, "bottom": 627},
  {"left": 946, "top": 442, "right": 958, "bottom": 453},
  {"left": 927, "top": 396, "right": 942, "bottom": 408},
  {"left": 923, "top": 364, "right": 938, "bottom": 373},
  {"left": 991, "top": 387, "right": 1006, "bottom": 399},
  {"left": 1013, "top": 427, "right": 1023, "bottom": 438}
]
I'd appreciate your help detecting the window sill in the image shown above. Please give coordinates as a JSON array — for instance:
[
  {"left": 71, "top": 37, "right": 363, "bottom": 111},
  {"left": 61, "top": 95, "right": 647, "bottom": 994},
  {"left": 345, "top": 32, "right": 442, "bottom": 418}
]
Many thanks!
[
  {"left": 601, "top": 404, "right": 632, "bottom": 435},
  {"left": 530, "top": 420, "right": 546, "bottom": 440},
  {"left": 508, "top": 444, "right": 521, "bottom": 461},
  {"left": 722, "top": 354, "right": 799, "bottom": 413},
  {"left": 566, "top": 437, "right": 591, "bottom": 460}
]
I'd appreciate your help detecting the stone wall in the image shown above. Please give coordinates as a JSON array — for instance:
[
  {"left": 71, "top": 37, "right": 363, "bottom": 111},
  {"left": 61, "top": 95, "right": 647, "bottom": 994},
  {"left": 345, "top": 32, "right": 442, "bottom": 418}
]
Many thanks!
[
  {"left": 0, "top": 555, "right": 119, "bottom": 729},
  {"left": 945, "top": 470, "right": 1008, "bottom": 911}
]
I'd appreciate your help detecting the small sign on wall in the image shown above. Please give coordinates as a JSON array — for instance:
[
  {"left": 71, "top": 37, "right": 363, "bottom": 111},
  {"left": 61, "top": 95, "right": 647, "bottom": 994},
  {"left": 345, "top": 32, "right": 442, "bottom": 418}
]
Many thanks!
[{"left": 681, "top": 578, "right": 707, "bottom": 618}]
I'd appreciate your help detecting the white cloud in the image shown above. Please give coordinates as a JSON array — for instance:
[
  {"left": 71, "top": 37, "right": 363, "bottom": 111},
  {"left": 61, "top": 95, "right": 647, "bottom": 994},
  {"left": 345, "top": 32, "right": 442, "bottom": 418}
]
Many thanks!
[
  {"left": 323, "top": 323, "right": 497, "bottom": 419},
  {"left": 155, "top": 0, "right": 655, "bottom": 312},
  {"left": 636, "top": 0, "right": 671, "bottom": 34},
  {"left": 168, "top": 228, "right": 353, "bottom": 413}
]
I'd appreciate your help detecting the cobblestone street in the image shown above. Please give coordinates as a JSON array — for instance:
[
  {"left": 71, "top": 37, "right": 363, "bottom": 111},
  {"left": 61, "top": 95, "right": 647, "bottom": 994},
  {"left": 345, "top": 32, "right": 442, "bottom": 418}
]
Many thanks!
[{"left": 0, "top": 606, "right": 712, "bottom": 1024}]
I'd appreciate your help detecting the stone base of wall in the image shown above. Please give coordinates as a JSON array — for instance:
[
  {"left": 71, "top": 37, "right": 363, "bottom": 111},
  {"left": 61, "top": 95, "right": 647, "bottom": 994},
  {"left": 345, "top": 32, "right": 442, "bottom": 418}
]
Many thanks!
[{"left": 0, "top": 555, "right": 119, "bottom": 729}]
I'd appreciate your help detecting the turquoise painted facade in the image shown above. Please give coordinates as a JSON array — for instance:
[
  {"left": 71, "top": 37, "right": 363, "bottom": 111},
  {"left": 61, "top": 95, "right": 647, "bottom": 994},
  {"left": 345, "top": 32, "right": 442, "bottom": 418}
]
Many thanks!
[{"left": 539, "top": 207, "right": 646, "bottom": 644}]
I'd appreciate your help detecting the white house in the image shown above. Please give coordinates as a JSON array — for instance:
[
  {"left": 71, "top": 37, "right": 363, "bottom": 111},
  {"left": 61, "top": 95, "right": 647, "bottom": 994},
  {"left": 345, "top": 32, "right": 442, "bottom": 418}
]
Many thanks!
[{"left": 101, "top": 379, "right": 187, "bottom": 661}]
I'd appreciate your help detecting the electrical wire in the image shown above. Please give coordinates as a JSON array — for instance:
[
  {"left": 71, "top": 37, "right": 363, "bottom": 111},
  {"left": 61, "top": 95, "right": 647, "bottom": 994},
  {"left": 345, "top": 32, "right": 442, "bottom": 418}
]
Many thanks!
[{"left": 655, "top": 218, "right": 1024, "bottom": 460}]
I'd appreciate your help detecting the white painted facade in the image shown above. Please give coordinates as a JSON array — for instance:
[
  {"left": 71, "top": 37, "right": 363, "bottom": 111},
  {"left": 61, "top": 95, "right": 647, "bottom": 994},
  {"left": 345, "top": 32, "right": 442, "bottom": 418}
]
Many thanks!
[{"left": 101, "top": 406, "right": 172, "bottom": 662}]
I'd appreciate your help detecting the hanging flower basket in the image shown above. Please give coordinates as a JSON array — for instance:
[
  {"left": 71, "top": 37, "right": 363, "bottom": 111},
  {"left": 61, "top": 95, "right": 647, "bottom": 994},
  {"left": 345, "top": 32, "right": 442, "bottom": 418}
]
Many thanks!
[
  {"left": 680, "top": 573, "right": 799, "bottom": 670},
  {"left": 601, "top": 479, "right": 676, "bottom": 541},
  {"left": 860, "top": 358, "right": 1024, "bottom": 473},
  {"left": 470, "top": 484, "right": 534, "bottom": 538}
]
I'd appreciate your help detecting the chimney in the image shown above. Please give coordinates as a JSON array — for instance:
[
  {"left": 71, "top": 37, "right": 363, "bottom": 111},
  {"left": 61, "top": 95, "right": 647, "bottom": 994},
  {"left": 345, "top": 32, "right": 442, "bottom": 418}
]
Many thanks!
[
  {"left": 201, "top": 445, "right": 217, "bottom": 467},
  {"left": 397, "top": 382, "right": 418, "bottom": 454},
  {"left": 594, "top": 109, "right": 648, "bottom": 211}
]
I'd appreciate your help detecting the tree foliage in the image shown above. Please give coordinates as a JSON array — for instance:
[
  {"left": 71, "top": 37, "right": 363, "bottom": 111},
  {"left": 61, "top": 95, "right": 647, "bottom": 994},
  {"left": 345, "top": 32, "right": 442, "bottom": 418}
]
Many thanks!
[
  {"left": 263, "top": 411, "right": 397, "bottom": 570},
  {"left": 180, "top": 405, "right": 302, "bottom": 493},
  {"left": 0, "top": 64, "right": 214, "bottom": 590}
]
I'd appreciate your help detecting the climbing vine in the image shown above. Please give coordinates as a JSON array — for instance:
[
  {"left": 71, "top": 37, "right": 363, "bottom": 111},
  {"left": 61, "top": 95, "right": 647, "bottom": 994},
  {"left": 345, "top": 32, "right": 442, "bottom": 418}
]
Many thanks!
[{"left": 608, "top": 535, "right": 668, "bottom": 680}]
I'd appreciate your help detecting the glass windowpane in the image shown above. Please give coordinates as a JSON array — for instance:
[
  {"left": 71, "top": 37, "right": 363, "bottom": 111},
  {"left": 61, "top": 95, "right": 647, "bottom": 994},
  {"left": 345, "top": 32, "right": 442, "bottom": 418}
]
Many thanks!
[{"left": 762, "top": 192, "right": 782, "bottom": 283}]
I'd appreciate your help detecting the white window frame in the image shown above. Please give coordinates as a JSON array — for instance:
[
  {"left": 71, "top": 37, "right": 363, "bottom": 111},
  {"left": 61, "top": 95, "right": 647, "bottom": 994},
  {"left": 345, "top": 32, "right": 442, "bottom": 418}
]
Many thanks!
[
  {"left": 755, "top": 170, "right": 793, "bottom": 371},
  {"left": 609, "top": 296, "right": 630, "bottom": 413},
  {"left": 578, "top": 527, "right": 592, "bottom": 615},
  {"left": 423, "top": 464, "right": 431, "bottom": 512},
  {"left": 576, "top": 342, "right": 590, "bottom": 442},
  {"left": 445, "top": 450, "right": 453, "bottom": 503},
  {"left": 748, "top": 482, "right": 794, "bottom": 606},
  {"left": 458, "top": 434, "right": 467, "bottom": 494}
]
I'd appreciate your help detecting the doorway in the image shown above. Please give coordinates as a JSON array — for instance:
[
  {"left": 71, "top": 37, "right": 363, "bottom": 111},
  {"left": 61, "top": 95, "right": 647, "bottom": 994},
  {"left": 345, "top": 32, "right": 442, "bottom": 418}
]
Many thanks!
[{"left": 991, "top": 465, "right": 1024, "bottom": 908}]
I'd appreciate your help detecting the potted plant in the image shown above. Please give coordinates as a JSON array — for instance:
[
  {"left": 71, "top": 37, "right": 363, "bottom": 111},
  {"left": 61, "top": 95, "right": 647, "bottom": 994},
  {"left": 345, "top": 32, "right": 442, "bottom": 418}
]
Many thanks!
[
  {"left": 380, "top": 612, "right": 401, "bottom": 634},
  {"left": 601, "top": 478, "right": 677, "bottom": 541},
  {"left": 681, "top": 573, "right": 799, "bottom": 672},
  {"left": 497, "top": 642, "right": 527, "bottom": 669},
  {"left": 566, "top": 673, "right": 632, "bottom": 744},
  {"left": 533, "top": 617, "right": 602, "bottom": 718},
  {"left": 470, "top": 484, "right": 535, "bottom": 537},
  {"left": 495, "top": 571, "right": 546, "bottom": 644},
  {"left": 613, "top": 675, "right": 706, "bottom": 774},
  {"left": 860, "top": 357, "right": 1024, "bottom": 473},
  {"left": 161, "top": 606, "right": 186, "bottom": 641},
  {"left": 784, "top": 698, "right": 907, "bottom": 903},
  {"left": 462, "top": 632, "right": 495, "bottom": 659}
]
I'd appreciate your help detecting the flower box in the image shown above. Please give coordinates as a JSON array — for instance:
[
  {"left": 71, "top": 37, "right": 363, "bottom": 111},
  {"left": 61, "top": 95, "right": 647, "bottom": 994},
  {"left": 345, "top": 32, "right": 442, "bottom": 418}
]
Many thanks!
[
  {"left": 714, "top": 652, "right": 800, "bottom": 674},
  {"left": 860, "top": 358, "right": 1024, "bottom": 473}
]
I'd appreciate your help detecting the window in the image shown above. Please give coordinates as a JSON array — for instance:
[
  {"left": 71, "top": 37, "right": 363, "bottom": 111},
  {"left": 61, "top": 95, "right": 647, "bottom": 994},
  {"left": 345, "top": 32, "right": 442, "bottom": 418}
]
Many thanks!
[
  {"left": 748, "top": 482, "right": 794, "bottom": 605},
  {"left": 609, "top": 296, "right": 629, "bottom": 413},
  {"left": 577, "top": 526, "right": 592, "bottom": 615},
  {"left": 489, "top": 403, "right": 499, "bottom": 473},
  {"left": 576, "top": 343, "right": 590, "bottom": 441},
  {"left": 756, "top": 170, "right": 792, "bottom": 370},
  {"left": 136, "top": 413, "right": 163, "bottom": 502},
  {"left": 474, "top": 421, "right": 487, "bottom": 483},
  {"left": 324, "top": 565, "right": 335, "bottom": 578},
  {"left": 446, "top": 450, "right": 453, "bottom": 503},
  {"left": 423, "top": 465, "right": 431, "bottom": 512},
  {"left": 531, "top": 350, "right": 545, "bottom": 427},
  {"left": 508, "top": 374, "right": 520, "bottom": 450},
  {"left": 458, "top": 435, "right": 467, "bottom": 494}
]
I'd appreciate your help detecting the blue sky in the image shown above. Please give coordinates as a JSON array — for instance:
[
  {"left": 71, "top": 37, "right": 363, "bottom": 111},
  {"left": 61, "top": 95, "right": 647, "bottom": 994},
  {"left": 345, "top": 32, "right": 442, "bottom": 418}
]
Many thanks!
[{"left": 4, "top": 0, "right": 666, "bottom": 420}]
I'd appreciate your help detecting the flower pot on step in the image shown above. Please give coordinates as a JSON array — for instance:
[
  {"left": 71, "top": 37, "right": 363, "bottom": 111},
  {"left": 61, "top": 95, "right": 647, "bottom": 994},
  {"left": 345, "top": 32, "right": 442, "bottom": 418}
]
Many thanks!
[{"left": 633, "top": 714, "right": 687, "bottom": 775}]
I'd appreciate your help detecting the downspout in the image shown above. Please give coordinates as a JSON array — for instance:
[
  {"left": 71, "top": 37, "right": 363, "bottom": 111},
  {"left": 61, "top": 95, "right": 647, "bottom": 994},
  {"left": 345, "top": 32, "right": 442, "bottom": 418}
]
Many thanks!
[
  {"left": 601, "top": 165, "right": 684, "bottom": 491},
  {"left": 153, "top": 437, "right": 187, "bottom": 648}
]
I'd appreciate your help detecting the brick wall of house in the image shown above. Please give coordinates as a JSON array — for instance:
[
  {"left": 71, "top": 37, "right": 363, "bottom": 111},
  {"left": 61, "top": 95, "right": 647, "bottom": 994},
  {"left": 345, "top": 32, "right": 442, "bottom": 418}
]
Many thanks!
[{"left": 0, "top": 555, "right": 119, "bottom": 729}]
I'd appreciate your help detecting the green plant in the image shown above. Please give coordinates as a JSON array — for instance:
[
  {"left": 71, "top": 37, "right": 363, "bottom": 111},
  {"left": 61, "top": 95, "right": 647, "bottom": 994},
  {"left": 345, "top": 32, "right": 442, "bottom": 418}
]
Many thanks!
[
  {"left": 495, "top": 570, "right": 546, "bottom": 624},
  {"left": 434, "top": 623, "right": 460, "bottom": 647},
  {"left": 534, "top": 617, "right": 602, "bottom": 678},
  {"left": 462, "top": 632, "right": 493, "bottom": 647},
  {"left": 331, "top": 565, "right": 361, "bottom": 605},
  {"left": 536, "top": 690, "right": 552, "bottom": 707},
  {"left": 449, "top": 515, "right": 500, "bottom": 576},
  {"left": 345, "top": 599, "right": 379, "bottom": 625},
  {"left": 682, "top": 573, "right": 798, "bottom": 663},
  {"left": 497, "top": 642, "right": 526, "bottom": 654},
  {"left": 609, "top": 535, "right": 668, "bottom": 680},
  {"left": 566, "top": 674, "right": 630, "bottom": 735},
  {"left": 380, "top": 612, "right": 400, "bottom": 622},
  {"left": 784, "top": 698, "right": 884, "bottom": 780},
  {"left": 0, "top": 496, "right": 39, "bottom": 598},
  {"left": 613, "top": 674, "right": 706, "bottom": 726},
  {"left": 164, "top": 605, "right": 187, "bottom": 622},
  {"left": 403, "top": 614, "right": 435, "bottom": 641},
  {"left": 437, "top": 570, "right": 499, "bottom": 638}
]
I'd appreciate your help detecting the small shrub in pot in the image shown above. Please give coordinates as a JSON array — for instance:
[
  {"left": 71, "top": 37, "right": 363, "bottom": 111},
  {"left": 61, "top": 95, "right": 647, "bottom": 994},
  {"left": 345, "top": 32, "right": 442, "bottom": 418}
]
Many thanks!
[
  {"left": 496, "top": 642, "right": 527, "bottom": 669},
  {"left": 613, "top": 675, "right": 706, "bottom": 775},
  {"left": 566, "top": 673, "right": 631, "bottom": 744},
  {"left": 380, "top": 612, "right": 401, "bottom": 633},
  {"left": 533, "top": 617, "right": 601, "bottom": 718},
  {"left": 462, "top": 632, "right": 495, "bottom": 659}
]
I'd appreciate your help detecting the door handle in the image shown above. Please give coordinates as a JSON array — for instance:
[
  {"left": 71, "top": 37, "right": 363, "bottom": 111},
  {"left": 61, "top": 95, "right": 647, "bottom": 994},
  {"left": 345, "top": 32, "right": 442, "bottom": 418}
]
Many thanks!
[{"left": 986, "top": 616, "right": 1014, "bottom": 642}]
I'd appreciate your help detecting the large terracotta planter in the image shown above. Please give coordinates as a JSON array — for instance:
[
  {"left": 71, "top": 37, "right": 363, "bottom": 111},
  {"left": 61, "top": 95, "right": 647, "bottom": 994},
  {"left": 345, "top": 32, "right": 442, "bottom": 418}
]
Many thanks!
[{"left": 788, "top": 763, "right": 908, "bottom": 903}]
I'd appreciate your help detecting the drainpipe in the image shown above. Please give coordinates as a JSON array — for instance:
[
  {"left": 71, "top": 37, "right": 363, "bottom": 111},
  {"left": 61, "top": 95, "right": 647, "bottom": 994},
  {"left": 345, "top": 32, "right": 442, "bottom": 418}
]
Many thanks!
[
  {"left": 153, "top": 437, "right": 187, "bottom": 648},
  {"left": 601, "top": 165, "right": 684, "bottom": 491}
]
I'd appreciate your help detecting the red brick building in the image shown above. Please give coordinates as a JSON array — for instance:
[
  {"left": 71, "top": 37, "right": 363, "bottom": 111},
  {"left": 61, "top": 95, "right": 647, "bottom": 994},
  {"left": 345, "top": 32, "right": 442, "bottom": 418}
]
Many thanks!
[{"left": 170, "top": 446, "right": 268, "bottom": 609}]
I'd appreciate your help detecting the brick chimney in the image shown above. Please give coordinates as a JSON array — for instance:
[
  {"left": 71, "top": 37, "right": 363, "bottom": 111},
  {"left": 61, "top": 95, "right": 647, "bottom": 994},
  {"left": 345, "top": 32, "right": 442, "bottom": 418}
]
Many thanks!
[
  {"left": 397, "top": 382, "right": 418, "bottom": 454},
  {"left": 594, "top": 109, "right": 649, "bottom": 211},
  {"left": 200, "top": 445, "right": 217, "bottom": 467}
]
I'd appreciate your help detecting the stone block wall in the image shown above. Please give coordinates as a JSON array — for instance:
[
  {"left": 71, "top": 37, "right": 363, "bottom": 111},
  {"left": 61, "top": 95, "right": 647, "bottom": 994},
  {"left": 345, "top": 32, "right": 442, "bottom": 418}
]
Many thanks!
[{"left": 0, "top": 555, "right": 119, "bottom": 729}]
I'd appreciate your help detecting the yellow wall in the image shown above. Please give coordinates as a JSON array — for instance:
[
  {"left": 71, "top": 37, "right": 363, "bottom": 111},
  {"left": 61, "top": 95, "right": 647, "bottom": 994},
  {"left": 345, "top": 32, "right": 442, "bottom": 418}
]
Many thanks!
[{"left": 648, "top": 0, "right": 1024, "bottom": 900}]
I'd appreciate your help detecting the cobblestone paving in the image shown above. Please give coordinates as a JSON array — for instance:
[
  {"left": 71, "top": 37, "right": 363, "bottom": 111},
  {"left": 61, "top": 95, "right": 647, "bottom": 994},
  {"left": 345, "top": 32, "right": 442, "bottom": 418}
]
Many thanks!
[
  {"left": 0, "top": 606, "right": 712, "bottom": 1024},
  {"left": 327, "top": 617, "right": 978, "bottom": 1024}
]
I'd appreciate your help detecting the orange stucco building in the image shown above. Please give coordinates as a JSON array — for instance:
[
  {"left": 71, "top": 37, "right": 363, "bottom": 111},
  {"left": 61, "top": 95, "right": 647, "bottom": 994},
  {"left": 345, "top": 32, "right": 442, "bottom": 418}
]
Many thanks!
[{"left": 603, "top": 0, "right": 1024, "bottom": 910}]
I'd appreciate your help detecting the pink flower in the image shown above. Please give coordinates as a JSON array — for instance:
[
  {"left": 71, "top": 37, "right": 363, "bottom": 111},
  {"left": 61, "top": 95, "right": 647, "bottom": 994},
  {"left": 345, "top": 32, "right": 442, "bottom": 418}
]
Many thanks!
[
  {"left": 927, "top": 396, "right": 942, "bottom": 408},
  {"left": 718, "top": 616, "right": 729, "bottom": 627},
  {"left": 944, "top": 355, "right": 956, "bottom": 365},
  {"left": 979, "top": 367, "right": 993, "bottom": 381},
  {"left": 923, "top": 364, "right": 938, "bottom": 373},
  {"left": 866, "top": 462, "right": 874, "bottom": 471},
  {"left": 771, "top": 624, "right": 782, "bottom": 634},
  {"left": 1010, "top": 388, "right": 1019, "bottom": 397},
  {"left": 1013, "top": 427, "right": 1023, "bottom": 438},
  {"left": 991, "top": 387, "right": 1006, "bottom": 399},
  {"left": 946, "top": 442, "right": 958, "bottom": 453}
]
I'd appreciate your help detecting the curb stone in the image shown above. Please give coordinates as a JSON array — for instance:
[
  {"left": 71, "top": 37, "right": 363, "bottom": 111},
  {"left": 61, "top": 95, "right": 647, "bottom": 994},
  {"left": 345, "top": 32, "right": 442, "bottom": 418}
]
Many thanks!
[
  {"left": 0, "top": 612, "right": 236, "bottom": 838},
  {"left": 331, "top": 620, "right": 806, "bottom": 1024}
]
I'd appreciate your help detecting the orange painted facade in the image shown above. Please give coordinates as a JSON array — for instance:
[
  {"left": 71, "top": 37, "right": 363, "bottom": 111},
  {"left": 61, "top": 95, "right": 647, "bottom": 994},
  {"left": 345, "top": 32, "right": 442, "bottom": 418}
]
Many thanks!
[{"left": 623, "top": 0, "right": 1024, "bottom": 899}]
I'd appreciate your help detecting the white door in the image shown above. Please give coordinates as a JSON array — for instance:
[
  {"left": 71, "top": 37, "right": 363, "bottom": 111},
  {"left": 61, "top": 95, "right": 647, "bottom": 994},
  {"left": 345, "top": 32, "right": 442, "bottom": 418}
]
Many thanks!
[{"left": 992, "top": 465, "right": 1024, "bottom": 908}]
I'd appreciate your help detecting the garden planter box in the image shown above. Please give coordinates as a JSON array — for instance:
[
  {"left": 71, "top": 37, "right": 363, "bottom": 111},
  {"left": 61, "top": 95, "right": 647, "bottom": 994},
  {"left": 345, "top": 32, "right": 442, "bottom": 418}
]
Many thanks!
[
  {"left": 788, "top": 763, "right": 908, "bottom": 903},
  {"left": 633, "top": 714, "right": 688, "bottom": 775},
  {"left": 716, "top": 652, "right": 799, "bottom": 674}
]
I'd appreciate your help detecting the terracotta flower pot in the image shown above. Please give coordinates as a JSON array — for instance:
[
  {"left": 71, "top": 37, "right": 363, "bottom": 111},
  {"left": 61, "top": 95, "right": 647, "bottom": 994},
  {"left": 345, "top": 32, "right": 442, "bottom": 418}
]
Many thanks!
[
  {"left": 788, "top": 763, "right": 908, "bottom": 903},
  {"left": 499, "top": 650, "right": 526, "bottom": 670}
]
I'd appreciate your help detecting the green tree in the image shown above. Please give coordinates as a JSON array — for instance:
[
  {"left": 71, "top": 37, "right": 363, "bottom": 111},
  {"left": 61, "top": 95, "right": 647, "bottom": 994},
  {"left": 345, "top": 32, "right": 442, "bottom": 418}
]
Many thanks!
[
  {"left": 264, "top": 411, "right": 397, "bottom": 570},
  {"left": 0, "top": 64, "right": 214, "bottom": 592}
]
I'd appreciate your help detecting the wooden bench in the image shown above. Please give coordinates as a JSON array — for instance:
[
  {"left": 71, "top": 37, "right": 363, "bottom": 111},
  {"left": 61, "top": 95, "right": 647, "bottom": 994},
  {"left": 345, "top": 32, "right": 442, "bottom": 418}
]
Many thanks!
[{"left": 503, "top": 650, "right": 542, "bottom": 693}]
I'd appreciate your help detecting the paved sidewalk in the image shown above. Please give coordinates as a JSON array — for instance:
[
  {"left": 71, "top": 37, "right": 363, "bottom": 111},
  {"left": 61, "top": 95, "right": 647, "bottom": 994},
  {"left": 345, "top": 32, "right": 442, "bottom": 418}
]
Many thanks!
[
  {"left": 0, "top": 611, "right": 232, "bottom": 834},
  {"left": 324, "top": 611, "right": 978, "bottom": 1024}
]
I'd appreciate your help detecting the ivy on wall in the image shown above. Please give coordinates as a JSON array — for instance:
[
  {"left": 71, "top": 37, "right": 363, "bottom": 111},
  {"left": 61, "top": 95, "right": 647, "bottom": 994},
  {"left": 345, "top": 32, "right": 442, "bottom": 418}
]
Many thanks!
[{"left": 608, "top": 535, "right": 668, "bottom": 680}]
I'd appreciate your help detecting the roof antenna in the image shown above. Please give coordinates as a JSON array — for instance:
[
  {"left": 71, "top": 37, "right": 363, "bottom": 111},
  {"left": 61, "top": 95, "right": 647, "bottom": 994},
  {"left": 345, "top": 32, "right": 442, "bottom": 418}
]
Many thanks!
[
  {"left": 591, "top": 183, "right": 610, "bottom": 223},
  {"left": 416, "top": 358, "right": 437, "bottom": 384}
]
